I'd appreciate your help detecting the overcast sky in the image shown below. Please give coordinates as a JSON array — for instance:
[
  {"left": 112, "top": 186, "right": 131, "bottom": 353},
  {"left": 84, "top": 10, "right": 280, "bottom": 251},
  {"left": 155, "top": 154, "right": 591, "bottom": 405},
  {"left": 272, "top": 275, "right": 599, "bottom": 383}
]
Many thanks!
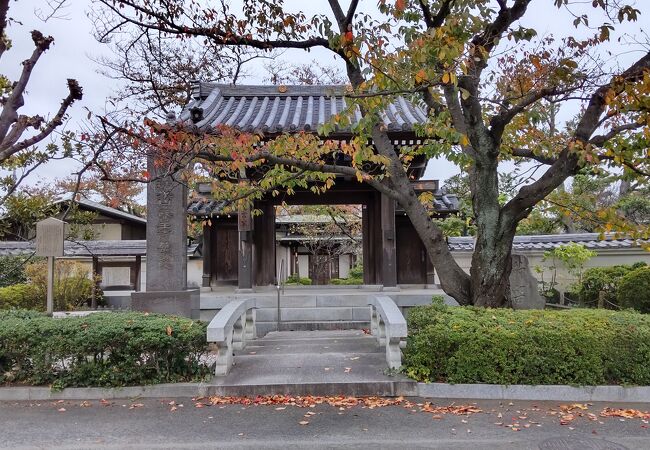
[{"left": 4, "top": 0, "right": 646, "bottom": 195}]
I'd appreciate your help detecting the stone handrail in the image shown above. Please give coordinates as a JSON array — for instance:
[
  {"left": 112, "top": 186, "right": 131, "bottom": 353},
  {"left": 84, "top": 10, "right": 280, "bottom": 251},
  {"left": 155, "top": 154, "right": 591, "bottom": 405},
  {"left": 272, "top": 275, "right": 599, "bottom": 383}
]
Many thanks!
[
  {"left": 207, "top": 298, "right": 257, "bottom": 376},
  {"left": 367, "top": 295, "right": 407, "bottom": 369}
]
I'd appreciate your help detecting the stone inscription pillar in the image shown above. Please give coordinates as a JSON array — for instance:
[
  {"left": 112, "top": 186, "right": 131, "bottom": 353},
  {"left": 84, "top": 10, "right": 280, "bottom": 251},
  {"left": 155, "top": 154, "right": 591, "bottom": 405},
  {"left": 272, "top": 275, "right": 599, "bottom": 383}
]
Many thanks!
[
  {"left": 146, "top": 169, "right": 187, "bottom": 291},
  {"left": 131, "top": 156, "right": 199, "bottom": 318}
]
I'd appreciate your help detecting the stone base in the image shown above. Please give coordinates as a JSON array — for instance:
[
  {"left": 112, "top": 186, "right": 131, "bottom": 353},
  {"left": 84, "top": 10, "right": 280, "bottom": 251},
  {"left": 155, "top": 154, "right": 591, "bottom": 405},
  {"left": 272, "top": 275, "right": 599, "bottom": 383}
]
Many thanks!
[{"left": 131, "top": 290, "right": 200, "bottom": 319}]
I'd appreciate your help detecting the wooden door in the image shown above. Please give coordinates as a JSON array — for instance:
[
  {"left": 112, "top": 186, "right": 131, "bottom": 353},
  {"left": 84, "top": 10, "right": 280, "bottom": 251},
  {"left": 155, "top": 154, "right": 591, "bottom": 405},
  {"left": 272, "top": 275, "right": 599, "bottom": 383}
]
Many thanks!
[{"left": 214, "top": 224, "right": 238, "bottom": 284}]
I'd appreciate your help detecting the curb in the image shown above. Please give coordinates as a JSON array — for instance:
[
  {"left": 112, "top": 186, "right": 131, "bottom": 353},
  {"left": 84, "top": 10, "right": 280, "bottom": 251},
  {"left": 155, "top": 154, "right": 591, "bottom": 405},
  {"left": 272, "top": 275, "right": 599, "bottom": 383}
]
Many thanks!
[
  {"left": 414, "top": 383, "right": 650, "bottom": 403},
  {"left": 1, "top": 382, "right": 650, "bottom": 403}
]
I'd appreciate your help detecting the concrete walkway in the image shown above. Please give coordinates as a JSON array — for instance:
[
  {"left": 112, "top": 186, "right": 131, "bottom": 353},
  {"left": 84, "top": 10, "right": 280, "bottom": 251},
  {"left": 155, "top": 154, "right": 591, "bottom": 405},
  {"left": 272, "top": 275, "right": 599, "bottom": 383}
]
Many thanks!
[{"left": 210, "top": 330, "right": 415, "bottom": 396}]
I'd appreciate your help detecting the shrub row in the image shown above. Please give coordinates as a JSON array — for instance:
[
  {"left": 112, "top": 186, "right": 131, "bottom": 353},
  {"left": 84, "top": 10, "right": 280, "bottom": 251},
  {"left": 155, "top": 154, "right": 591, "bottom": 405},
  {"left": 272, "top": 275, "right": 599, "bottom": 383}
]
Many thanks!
[
  {"left": 403, "top": 302, "right": 650, "bottom": 385},
  {"left": 574, "top": 262, "right": 647, "bottom": 310},
  {"left": 329, "top": 277, "right": 363, "bottom": 285},
  {"left": 0, "top": 310, "right": 210, "bottom": 388}
]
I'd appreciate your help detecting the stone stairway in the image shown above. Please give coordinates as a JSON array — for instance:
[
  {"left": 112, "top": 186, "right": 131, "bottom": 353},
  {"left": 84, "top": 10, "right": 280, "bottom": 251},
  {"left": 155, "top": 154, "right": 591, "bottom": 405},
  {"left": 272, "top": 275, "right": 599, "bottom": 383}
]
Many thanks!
[
  {"left": 208, "top": 330, "right": 417, "bottom": 396},
  {"left": 200, "top": 287, "right": 448, "bottom": 335}
]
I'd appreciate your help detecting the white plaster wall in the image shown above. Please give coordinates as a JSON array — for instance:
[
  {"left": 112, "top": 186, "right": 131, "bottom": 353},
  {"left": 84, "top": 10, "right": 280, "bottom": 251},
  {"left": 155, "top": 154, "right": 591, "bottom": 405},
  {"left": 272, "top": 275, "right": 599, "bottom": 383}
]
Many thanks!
[
  {"left": 101, "top": 266, "right": 131, "bottom": 287},
  {"left": 276, "top": 246, "right": 291, "bottom": 281},
  {"left": 436, "top": 250, "right": 650, "bottom": 291},
  {"left": 187, "top": 259, "right": 203, "bottom": 288},
  {"left": 298, "top": 254, "right": 309, "bottom": 279},
  {"left": 339, "top": 254, "right": 351, "bottom": 278}
]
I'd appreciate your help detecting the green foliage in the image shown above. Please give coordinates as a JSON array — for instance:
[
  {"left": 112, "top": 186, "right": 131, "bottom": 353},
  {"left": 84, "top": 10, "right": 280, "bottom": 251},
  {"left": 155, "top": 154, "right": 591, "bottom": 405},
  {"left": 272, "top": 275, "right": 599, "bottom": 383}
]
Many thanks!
[
  {"left": 0, "top": 255, "right": 34, "bottom": 288},
  {"left": 575, "top": 263, "right": 645, "bottom": 308},
  {"left": 618, "top": 266, "right": 650, "bottom": 313},
  {"left": 349, "top": 264, "right": 363, "bottom": 279},
  {"left": 544, "top": 243, "right": 597, "bottom": 278},
  {"left": 403, "top": 304, "right": 650, "bottom": 385},
  {"left": 285, "top": 275, "right": 312, "bottom": 285},
  {"left": 329, "top": 277, "right": 363, "bottom": 285},
  {"left": 24, "top": 260, "right": 103, "bottom": 310},
  {"left": 0, "top": 260, "right": 103, "bottom": 311},
  {"left": 0, "top": 284, "right": 41, "bottom": 310},
  {"left": 0, "top": 312, "right": 210, "bottom": 388},
  {"left": 538, "top": 243, "right": 597, "bottom": 299}
]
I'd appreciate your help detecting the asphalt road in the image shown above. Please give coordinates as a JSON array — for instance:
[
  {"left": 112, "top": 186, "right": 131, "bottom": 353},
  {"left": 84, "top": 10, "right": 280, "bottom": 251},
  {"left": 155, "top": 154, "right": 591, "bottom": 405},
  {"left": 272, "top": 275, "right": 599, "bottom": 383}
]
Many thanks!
[{"left": 1, "top": 397, "right": 649, "bottom": 449}]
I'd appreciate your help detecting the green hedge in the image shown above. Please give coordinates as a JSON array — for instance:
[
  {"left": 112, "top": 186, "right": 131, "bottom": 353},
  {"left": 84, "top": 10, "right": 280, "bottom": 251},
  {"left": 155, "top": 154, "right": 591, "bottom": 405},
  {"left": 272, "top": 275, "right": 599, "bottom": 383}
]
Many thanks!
[
  {"left": 618, "top": 266, "right": 650, "bottom": 313},
  {"left": 0, "top": 311, "right": 210, "bottom": 388},
  {"left": 329, "top": 277, "right": 363, "bottom": 285},
  {"left": 575, "top": 263, "right": 646, "bottom": 308},
  {"left": 285, "top": 275, "right": 312, "bottom": 285},
  {"left": 403, "top": 303, "right": 650, "bottom": 385}
]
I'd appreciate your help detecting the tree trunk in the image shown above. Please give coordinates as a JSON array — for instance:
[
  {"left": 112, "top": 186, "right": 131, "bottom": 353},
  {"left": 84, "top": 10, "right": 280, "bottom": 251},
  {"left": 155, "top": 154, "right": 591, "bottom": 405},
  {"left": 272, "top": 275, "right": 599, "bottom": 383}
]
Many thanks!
[
  {"left": 370, "top": 128, "right": 472, "bottom": 304},
  {"left": 468, "top": 156, "right": 513, "bottom": 307},
  {"left": 470, "top": 229, "right": 514, "bottom": 307}
]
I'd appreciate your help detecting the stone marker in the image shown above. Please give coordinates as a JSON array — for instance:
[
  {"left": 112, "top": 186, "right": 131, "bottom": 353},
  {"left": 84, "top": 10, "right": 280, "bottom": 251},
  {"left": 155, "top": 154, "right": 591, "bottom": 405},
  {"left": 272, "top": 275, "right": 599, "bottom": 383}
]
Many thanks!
[
  {"left": 35, "top": 218, "right": 65, "bottom": 315},
  {"left": 131, "top": 157, "right": 199, "bottom": 318},
  {"left": 509, "top": 253, "right": 545, "bottom": 309}
]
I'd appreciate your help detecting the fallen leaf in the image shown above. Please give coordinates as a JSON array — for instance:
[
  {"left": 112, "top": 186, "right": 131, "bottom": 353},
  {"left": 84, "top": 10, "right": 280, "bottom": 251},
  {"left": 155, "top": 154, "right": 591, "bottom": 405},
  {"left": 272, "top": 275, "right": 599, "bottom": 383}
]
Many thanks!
[
  {"left": 57, "top": 408, "right": 66, "bottom": 412},
  {"left": 299, "top": 421, "right": 309, "bottom": 425}
]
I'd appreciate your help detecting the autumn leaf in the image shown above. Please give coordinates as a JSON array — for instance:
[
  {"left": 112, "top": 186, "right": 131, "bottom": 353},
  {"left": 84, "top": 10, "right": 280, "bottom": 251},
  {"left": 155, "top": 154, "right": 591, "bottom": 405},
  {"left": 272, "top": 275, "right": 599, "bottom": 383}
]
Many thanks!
[
  {"left": 395, "top": 0, "right": 406, "bottom": 13},
  {"left": 415, "top": 69, "right": 427, "bottom": 84},
  {"left": 166, "top": 325, "right": 173, "bottom": 336}
]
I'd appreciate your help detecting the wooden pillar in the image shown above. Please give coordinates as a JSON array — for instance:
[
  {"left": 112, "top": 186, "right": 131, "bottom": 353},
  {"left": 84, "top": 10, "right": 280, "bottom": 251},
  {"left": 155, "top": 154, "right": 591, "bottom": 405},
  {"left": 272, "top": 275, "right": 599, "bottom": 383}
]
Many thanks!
[
  {"left": 91, "top": 256, "right": 99, "bottom": 309},
  {"left": 253, "top": 201, "right": 276, "bottom": 286},
  {"left": 362, "top": 204, "right": 371, "bottom": 284},
  {"left": 238, "top": 204, "right": 253, "bottom": 290},
  {"left": 202, "top": 221, "right": 212, "bottom": 288},
  {"left": 381, "top": 193, "right": 397, "bottom": 288},
  {"left": 134, "top": 255, "right": 142, "bottom": 292},
  {"left": 372, "top": 192, "right": 383, "bottom": 284}
]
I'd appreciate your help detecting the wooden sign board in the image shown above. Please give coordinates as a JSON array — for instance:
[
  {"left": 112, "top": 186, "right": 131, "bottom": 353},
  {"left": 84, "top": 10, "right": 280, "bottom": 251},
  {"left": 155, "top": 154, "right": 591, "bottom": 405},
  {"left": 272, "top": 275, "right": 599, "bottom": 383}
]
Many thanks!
[{"left": 36, "top": 217, "right": 65, "bottom": 257}]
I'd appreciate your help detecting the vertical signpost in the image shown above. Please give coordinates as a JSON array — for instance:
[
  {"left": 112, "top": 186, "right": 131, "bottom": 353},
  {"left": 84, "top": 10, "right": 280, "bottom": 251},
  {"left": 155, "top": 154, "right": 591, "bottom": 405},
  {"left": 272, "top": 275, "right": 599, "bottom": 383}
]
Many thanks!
[{"left": 35, "top": 218, "right": 65, "bottom": 316}]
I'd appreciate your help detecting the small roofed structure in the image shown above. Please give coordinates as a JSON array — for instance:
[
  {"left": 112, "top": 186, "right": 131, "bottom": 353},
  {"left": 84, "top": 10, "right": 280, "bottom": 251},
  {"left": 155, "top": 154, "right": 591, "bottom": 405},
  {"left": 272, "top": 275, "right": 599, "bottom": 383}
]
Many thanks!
[{"left": 183, "top": 82, "right": 460, "bottom": 290}]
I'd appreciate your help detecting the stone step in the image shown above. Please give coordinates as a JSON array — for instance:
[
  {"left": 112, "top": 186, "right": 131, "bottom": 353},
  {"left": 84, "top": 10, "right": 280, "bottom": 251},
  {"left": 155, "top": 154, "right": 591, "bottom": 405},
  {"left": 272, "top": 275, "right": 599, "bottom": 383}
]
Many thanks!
[
  {"left": 241, "top": 341, "right": 380, "bottom": 356},
  {"left": 228, "top": 352, "right": 391, "bottom": 378},
  {"left": 256, "top": 306, "right": 370, "bottom": 322},
  {"left": 256, "top": 320, "right": 369, "bottom": 336},
  {"left": 204, "top": 380, "right": 416, "bottom": 397},
  {"left": 263, "top": 330, "right": 369, "bottom": 340}
]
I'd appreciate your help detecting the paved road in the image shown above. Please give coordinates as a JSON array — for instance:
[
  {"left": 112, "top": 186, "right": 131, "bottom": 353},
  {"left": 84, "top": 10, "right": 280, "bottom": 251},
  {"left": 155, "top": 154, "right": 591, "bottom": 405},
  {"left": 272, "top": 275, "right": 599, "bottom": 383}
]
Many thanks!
[{"left": 1, "top": 397, "right": 649, "bottom": 449}]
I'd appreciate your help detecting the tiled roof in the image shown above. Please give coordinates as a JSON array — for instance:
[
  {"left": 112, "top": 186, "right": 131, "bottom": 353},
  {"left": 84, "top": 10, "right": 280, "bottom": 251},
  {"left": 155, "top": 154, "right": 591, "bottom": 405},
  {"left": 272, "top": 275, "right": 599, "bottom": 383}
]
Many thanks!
[
  {"left": 0, "top": 240, "right": 198, "bottom": 257},
  {"left": 448, "top": 233, "right": 647, "bottom": 252},
  {"left": 179, "top": 83, "right": 429, "bottom": 135},
  {"left": 55, "top": 194, "right": 147, "bottom": 225}
]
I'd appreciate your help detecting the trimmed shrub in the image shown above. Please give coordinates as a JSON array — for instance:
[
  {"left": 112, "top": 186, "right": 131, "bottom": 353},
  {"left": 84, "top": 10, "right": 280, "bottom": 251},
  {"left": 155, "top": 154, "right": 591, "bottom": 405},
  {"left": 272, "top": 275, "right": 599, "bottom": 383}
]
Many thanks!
[
  {"left": 285, "top": 275, "right": 312, "bottom": 285},
  {"left": 349, "top": 264, "right": 363, "bottom": 279},
  {"left": 24, "top": 260, "right": 103, "bottom": 310},
  {"left": 403, "top": 304, "right": 650, "bottom": 385},
  {"left": 575, "top": 263, "right": 645, "bottom": 308},
  {"left": 0, "top": 283, "right": 41, "bottom": 310},
  {"left": 329, "top": 277, "right": 363, "bottom": 285},
  {"left": 0, "top": 311, "right": 210, "bottom": 388},
  {"left": 618, "top": 266, "right": 650, "bottom": 313}
]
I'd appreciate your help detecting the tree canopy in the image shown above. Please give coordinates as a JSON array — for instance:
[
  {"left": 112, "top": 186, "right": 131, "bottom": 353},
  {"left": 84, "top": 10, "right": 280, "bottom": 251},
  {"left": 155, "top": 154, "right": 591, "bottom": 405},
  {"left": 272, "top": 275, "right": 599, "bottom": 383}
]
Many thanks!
[{"left": 87, "top": 0, "right": 650, "bottom": 307}]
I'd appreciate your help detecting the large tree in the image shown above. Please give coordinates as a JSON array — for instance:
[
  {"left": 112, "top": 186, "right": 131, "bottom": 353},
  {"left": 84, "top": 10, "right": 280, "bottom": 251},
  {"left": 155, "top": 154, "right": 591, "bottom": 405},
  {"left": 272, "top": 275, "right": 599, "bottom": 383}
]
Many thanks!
[
  {"left": 0, "top": 0, "right": 83, "bottom": 203},
  {"left": 95, "top": 0, "right": 650, "bottom": 307}
]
